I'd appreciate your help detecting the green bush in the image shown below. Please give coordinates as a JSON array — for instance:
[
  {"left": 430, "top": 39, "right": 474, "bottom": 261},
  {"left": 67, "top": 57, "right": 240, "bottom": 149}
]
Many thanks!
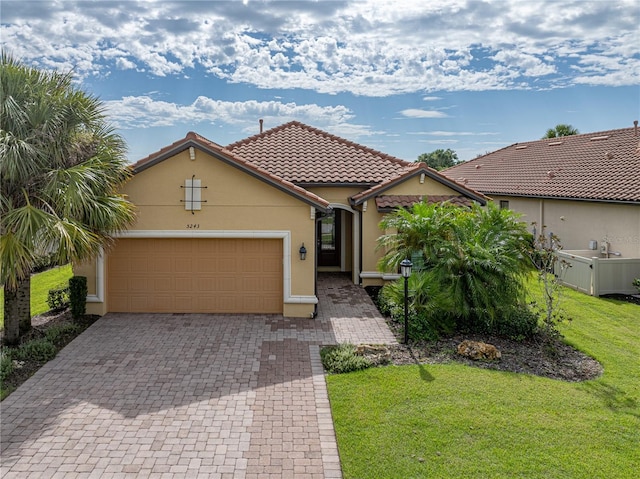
[
  {"left": 69, "top": 276, "right": 87, "bottom": 319},
  {"left": 12, "top": 339, "right": 58, "bottom": 362},
  {"left": 633, "top": 278, "right": 640, "bottom": 293},
  {"left": 321, "top": 344, "right": 372, "bottom": 374},
  {"left": 378, "top": 202, "right": 533, "bottom": 334},
  {"left": 379, "top": 272, "right": 455, "bottom": 340},
  {"left": 47, "top": 285, "right": 70, "bottom": 311},
  {"left": 492, "top": 305, "right": 540, "bottom": 341},
  {"left": 0, "top": 351, "right": 14, "bottom": 383},
  {"left": 45, "top": 323, "right": 82, "bottom": 346}
]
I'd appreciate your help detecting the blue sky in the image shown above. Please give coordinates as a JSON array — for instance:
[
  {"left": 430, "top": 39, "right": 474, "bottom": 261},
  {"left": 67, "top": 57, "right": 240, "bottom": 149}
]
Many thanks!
[{"left": 2, "top": 0, "right": 639, "bottom": 162}]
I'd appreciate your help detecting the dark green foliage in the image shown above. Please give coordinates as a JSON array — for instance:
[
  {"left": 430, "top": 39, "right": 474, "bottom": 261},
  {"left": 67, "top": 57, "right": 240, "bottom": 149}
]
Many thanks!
[
  {"left": 416, "top": 148, "right": 460, "bottom": 170},
  {"left": 378, "top": 202, "right": 534, "bottom": 337},
  {"left": 493, "top": 305, "right": 540, "bottom": 340},
  {"left": 69, "top": 276, "right": 87, "bottom": 319},
  {"left": 379, "top": 272, "right": 455, "bottom": 340},
  {"left": 46, "top": 285, "right": 70, "bottom": 311},
  {"left": 633, "top": 278, "right": 640, "bottom": 293},
  {"left": 543, "top": 124, "right": 579, "bottom": 139},
  {"left": 12, "top": 339, "right": 58, "bottom": 362},
  {"left": 44, "top": 323, "right": 82, "bottom": 346},
  {"left": 321, "top": 344, "right": 372, "bottom": 374},
  {"left": 0, "top": 351, "right": 14, "bottom": 383}
]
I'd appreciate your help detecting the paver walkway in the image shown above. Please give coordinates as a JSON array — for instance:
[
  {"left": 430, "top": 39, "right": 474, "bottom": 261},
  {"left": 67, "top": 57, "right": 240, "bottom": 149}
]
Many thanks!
[{"left": 1, "top": 274, "right": 396, "bottom": 478}]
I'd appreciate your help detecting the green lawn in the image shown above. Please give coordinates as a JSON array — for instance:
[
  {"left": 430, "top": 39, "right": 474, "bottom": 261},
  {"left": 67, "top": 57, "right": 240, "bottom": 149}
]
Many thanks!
[
  {"left": 0, "top": 265, "right": 73, "bottom": 329},
  {"left": 327, "top": 283, "right": 639, "bottom": 478}
]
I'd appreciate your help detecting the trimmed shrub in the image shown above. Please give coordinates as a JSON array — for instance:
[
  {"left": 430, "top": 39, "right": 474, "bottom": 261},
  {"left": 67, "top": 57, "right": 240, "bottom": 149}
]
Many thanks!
[
  {"left": 12, "top": 339, "right": 58, "bottom": 362},
  {"left": 321, "top": 344, "right": 372, "bottom": 374},
  {"left": 492, "top": 305, "right": 540, "bottom": 341},
  {"left": 47, "top": 285, "right": 70, "bottom": 311},
  {"left": 0, "top": 351, "right": 14, "bottom": 383},
  {"left": 69, "top": 276, "right": 87, "bottom": 319},
  {"left": 45, "top": 323, "right": 82, "bottom": 346}
]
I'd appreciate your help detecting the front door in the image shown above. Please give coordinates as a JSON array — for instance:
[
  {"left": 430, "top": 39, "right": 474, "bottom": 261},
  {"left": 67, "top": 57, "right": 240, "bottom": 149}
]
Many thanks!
[{"left": 317, "top": 210, "right": 341, "bottom": 267}]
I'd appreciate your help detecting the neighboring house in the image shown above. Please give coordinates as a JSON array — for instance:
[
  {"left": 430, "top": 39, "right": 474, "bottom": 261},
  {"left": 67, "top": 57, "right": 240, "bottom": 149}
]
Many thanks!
[
  {"left": 443, "top": 125, "right": 640, "bottom": 258},
  {"left": 76, "top": 121, "right": 486, "bottom": 318}
]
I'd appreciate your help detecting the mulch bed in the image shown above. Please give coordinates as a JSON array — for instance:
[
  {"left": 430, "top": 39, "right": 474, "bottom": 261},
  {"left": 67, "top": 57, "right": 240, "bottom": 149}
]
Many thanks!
[
  {"left": 362, "top": 287, "right": 640, "bottom": 382},
  {"left": 1, "top": 310, "right": 99, "bottom": 396},
  {"left": 371, "top": 325, "right": 604, "bottom": 382}
]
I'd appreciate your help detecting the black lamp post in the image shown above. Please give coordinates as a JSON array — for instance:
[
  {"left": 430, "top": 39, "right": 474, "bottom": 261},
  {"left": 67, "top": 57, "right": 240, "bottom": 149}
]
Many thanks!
[{"left": 400, "top": 259, "right": 413, "bottom": 344}]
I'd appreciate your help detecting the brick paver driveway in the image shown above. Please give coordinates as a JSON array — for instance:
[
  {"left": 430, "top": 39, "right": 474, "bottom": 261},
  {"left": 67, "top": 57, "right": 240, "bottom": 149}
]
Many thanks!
[{"left": 1, "top": 274, "right": 396, "bottom": 478}]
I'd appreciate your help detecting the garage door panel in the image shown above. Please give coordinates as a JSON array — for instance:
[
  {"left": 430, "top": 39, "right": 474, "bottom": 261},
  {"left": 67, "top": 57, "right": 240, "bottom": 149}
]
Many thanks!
[
  {"left": 218, "top": 258, "right": 237, "bottom": 273},
  {"left": 172, "top": 276, "right": 193, "bottom": 293},
  {"left": 262, "top": 258, "right": 282, "bottom": 272},
  {"left": 107, "top": 238, "right": 283, "bottom": 313},
  {"left": 174, "top": 296, "right": 193, "bottom": 311},
  {"left": 151, "top": 278, "right": 170, "bottom": 293},
  {"left": 152, "top": 257, "right": 172, "bottom": 273}
]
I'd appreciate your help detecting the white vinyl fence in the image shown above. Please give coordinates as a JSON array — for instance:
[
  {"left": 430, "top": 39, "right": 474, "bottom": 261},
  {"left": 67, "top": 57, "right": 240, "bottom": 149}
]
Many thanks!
[{"left": 557, "top": 250, "right": 640, "bottom": 296}]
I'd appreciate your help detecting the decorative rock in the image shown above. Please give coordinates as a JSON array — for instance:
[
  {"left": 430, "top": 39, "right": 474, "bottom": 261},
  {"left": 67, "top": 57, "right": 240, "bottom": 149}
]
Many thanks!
[
  {"left": 457, "top": 340, "right": 502, "bottom": 360},
  {"left": 356, "top": 344, "right": 390, "bottom": 357}
]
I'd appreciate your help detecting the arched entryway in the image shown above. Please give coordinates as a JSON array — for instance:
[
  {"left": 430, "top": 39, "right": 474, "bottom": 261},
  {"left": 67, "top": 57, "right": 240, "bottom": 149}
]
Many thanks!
[{"left": 315, "top": 204, "right": 360, "bottom": 284}]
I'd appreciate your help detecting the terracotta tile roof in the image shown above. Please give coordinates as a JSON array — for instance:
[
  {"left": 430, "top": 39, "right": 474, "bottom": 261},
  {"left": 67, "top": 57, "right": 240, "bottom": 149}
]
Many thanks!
[
  {"left": 131, "top": 132, "right": 330, "bottom": 210},
  {"left": 375, "top": 195, "right": 474, "bottom": 211},
  {"left": 443, "top": 126, "right": 640, "bottom": 203},
  {"left": 350, "top": 163, "right": 488, "bottom": 206},
  {"left": 226, "top": 121, "right": 411, "bottom": 184}
]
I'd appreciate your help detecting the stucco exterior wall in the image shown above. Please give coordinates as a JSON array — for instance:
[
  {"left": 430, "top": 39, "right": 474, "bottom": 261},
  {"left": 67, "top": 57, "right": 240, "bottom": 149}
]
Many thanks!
[
  {"left": 493, "top": 196, "right": 640, "bottom": 257},
  {"left": 306, "top": 186, "right": 364, "bottom": 206},
  {"left": 359, "top": 175, "right": 468, "bottom": 286},
  {"left": 75, "top": 149, "right": 317, "bottom": 317}
]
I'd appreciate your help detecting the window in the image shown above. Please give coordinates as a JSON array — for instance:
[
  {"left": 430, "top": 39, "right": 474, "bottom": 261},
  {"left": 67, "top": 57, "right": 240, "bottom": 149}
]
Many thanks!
[{"left": 499, "top": 200, "right": 509, "bottom": 210}]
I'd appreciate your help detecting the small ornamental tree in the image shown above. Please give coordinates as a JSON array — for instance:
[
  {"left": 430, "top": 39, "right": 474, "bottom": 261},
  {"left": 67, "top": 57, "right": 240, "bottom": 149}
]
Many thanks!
[{"left": 529, "top": 225, "right": 571, "bottom": 337}]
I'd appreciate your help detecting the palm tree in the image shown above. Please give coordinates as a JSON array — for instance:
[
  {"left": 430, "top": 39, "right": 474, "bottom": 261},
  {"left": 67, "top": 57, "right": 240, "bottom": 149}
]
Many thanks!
[
  {"left": 543, "top": 124, "right": 579, "bottom": 138},
  {"left": 378, "top": 201, "right": 533, "bottom": 331},
  {"left": 1, "top": 53, "right": 135, "bottom": 344}
]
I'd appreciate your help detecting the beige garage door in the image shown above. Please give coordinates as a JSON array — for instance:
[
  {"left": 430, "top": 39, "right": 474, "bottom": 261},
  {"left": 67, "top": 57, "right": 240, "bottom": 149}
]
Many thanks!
[{"left": 107, "top": 238, "right": 283, "bottom": 313}]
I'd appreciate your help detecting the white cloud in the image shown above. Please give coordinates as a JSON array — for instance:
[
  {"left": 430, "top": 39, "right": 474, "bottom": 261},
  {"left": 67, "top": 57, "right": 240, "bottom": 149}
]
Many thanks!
[
  {"left": 1, "top": 0, "right": 637, "bottom": 94},
  {"left": 400, "top": 109, "right": 449, "bottom": 119},
  {"left": 115, "top": 57, "right": 137, "bottom": 70},
  {"left": 104, "top": 95, "right": 355, "bottom": 130}
]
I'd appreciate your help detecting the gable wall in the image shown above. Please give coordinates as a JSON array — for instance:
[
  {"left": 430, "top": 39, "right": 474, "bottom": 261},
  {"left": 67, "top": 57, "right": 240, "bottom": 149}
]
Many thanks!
[
  {"left": 125, "top": 150, "right": 310, "bottom": 230},
  {"left": 359, "top": 175, "right": 469, "bottom": 285},
  {"left": 306, "top": 186, "right": 365, "bottom": 206},
  {"left": 379, "top": 175, "right": 461, "bottom": 196}
]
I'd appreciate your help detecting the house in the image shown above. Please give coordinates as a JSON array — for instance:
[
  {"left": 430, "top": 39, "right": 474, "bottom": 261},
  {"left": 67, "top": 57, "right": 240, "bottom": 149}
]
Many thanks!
[
  {"left": 443, "top": 124, "right": 640, "bottom": 296},
  {"left": 442, "top": 124, "right": 640, "bottom": 258},
  {"left": 76, "top": 121, "right": 487, "bottom": 318}
]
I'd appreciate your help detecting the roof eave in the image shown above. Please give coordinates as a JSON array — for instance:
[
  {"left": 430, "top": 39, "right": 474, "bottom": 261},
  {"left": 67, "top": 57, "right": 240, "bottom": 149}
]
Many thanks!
[
  {"left": 479, "top": 191, "right": 640, "bottom": 205},
  {"left": 351, "top": 167, "right": 488, "bottom": 206},
  {"left": 133, "top": 136, "right": 330, "bottom": 212}
]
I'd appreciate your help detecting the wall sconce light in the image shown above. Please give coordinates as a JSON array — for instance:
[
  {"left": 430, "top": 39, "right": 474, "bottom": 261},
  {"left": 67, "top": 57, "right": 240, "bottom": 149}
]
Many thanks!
[
  {"left": 189, "top": 146, "right": 196, "bottom": 160},
  {"left": 299, "top": 243, "right": 307, "bottom": 261}
]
